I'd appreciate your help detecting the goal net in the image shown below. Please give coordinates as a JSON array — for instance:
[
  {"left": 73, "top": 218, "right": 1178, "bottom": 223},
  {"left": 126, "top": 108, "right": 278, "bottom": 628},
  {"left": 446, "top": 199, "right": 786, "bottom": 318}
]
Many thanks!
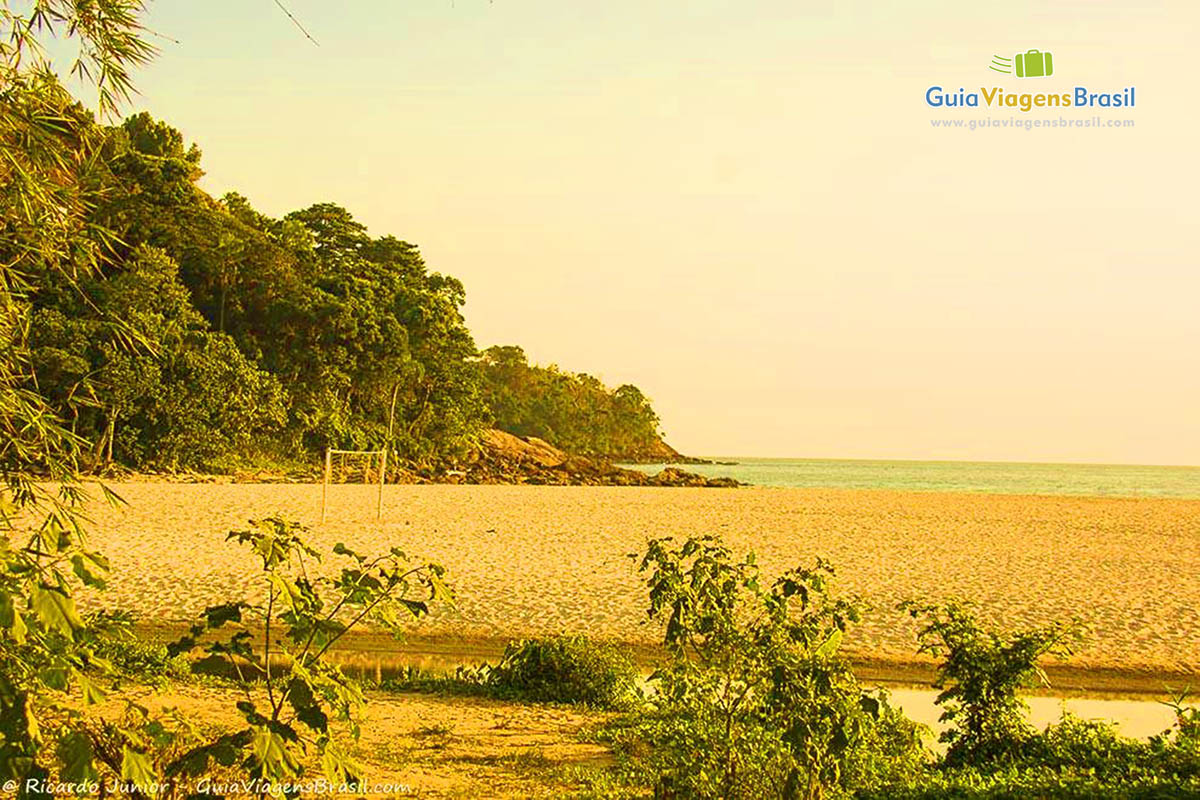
[{"left": 321, "top": 448, "right": 388, "bottom": 522}]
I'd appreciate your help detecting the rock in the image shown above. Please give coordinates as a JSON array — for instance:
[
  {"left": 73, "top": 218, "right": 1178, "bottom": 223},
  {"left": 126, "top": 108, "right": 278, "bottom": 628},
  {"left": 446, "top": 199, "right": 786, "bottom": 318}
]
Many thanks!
[
  {"left": 478, "top": 429, "right": 568, "bottom": 468},
  {"left": 456, "top": 429, "right": 742, "bottom": 488},
  {"left": 647, "top": 467, "right": 738, "bottom": 487},
  {"left": 608, "top": 436, "right": 714, "bottom": 465}
]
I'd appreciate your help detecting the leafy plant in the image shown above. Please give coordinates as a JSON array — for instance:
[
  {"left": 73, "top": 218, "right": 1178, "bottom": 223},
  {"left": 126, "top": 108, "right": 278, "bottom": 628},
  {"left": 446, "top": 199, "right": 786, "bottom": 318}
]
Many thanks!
[
  {"left": 84, "top": 611, "right": 191, "bottom": 685},
  {"left": 899, "top": 600, "right": 1078, "bottom": 766},
  {"left": 1, "top": 3, "right": 158, "bottom": 794},
  {"left": 164, "top": 516, "right": 452, "bottom": 793},
  {"left": 488, "top": 635, "right": 639, "bottom": 710},
  {"left": 1161, "top": 688, "right": 1200, "bottom": 746},
  {"left": 627, "top": 536, "right": 926, "bottom": 800},
  {"left": 379, "top": 663, "right": 493, "bottom": 697}
]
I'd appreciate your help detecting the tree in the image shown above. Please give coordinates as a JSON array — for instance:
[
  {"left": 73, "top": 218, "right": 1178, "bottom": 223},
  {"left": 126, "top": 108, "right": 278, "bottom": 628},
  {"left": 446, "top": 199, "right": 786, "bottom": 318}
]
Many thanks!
[
  {"left": 163, "top": 517, "right": 452, "bottom": 794},
  {"left": 1, "top": 1, "right": 156, "bottom": 791},
  {"left": 900, "top": 600, "right": 1078, "bottom": 766},
  {"left": 31, "top": 246, "right": 288, "bottom": 469},
  {"left": 633, "top": 537, "right": 925, "bottom": 799},
  {"left": 479, "top": 345, "right": 663, "bottom": 459},
  {"left": 27, "top": 111, "right": 492, "bottom": 469}
]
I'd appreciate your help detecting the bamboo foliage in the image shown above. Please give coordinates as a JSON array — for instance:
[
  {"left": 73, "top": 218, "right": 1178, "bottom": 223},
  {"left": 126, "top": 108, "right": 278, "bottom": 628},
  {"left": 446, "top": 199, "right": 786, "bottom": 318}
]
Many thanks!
[{"left": 0, "top": 1, "right": 154, "bottom": 791}]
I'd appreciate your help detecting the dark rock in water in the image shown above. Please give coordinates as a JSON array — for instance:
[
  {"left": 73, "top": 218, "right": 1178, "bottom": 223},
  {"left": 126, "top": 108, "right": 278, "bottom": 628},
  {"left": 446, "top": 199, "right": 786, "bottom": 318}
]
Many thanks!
[
  {"left": 647, "top": 467, "right": 741, "bottom": 488},
  {"left": 451, "top": 429, "right": 742, "bottom": 487}
]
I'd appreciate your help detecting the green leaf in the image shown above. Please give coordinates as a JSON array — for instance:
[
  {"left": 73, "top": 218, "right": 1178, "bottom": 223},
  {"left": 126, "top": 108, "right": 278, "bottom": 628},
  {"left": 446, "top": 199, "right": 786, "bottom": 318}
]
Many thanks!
[
  {"left": 829, "top": 724, "right": 851, "bottom": 754},
  {"left": 319, "top": 737, "right": 361, "bottom": 785},
  {"left": 250, "top": 727, "right": 302, "bottom": 782},
  {"left": 0, "top": 592, "right": 28, "bottom": 644},
  {"left": 37, "top": 666, "right": 69, "bottom": 691},
  {"left": 30, "top": 585, "right": 83, "bottom": 637},
  {"left": 166, "top": 731, "right": 250, "bottom": 778},
  {"left": 166, "top": 730, "right": 249, "bottom": 778},
  {"left": 166, "top": 635, "right": 195, "bottom": 658},
  {"left": 57, "top": 731, "right": 98, "bottom": 785},
  {"left": 333, "top": 542, "right": 364, "bottom": 563},
  {"left": 23, "top": 695, "right": 41, "bottom": 743},
  {"left": 268, "top": 573, "right": 303, "bottom": 613},
  {"left": 815, "top": 628, "right": 843, "bottom": 658},
  {"left": 399, "top": 598, "right": 428, "bottom": 618},
  {"left": 70, "top": 552, "right": 108, "bottom": 589},
  {"left": 76, "top": 673, "right": 106, "bottom": 705},
  {"left": 235, "top": 700, "right": 266, "bottom": 726},
  {"left": 121, "top": 746, "right": 158, "bottom": 795},
  {"left": 287, "top": 678, "right": 328, "bottom": 733},
  {"left": 0, "top": 592, "right": 15, "bottom": 627},
  {"left": 202, "top": 602, "right": 246, "bottom": 629},
  {"left": 15, "top": 763, "right": 50, "bottom": 800}
]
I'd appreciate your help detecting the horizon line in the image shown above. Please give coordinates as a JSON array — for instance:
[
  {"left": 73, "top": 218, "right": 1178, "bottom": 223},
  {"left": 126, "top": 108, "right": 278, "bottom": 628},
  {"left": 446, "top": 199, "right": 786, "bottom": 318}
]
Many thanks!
[{"left": 677, "top": 454, "right": 1200, "bottom": 470}]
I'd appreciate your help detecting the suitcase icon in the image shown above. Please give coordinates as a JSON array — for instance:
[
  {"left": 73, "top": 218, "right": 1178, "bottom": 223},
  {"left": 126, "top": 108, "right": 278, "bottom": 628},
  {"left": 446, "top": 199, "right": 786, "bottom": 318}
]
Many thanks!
[{"left": 1014, "top": 49, "right": 1053, "bottom": 78}]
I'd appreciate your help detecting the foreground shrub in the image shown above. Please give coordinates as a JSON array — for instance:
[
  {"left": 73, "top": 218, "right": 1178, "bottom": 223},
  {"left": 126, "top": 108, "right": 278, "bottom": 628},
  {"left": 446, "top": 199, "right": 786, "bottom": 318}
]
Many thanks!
[
  {"left": 380, "top": 663, "right": 494, "bottom": 696},
  {"left": 869, "top": 606, "right": 1200, "bottom": 798},
  {"left": 900, "top": 600, "right": 1077, "bottom": 766},
  {"left": 85, "top": 610, "right": 191, "bottom": 684},
  {"left": 854, "top": 763, "right": 1200, "bottom": 800},
  {"left": 622, "top": 536, "right": 928, "bottom": 799},
  {"left": 488, "top": 635, "right": 639, "bottom": 709},
  {"left": 159, "top": 516, "right": 453, "bottom": 793},
  {"left": 1026, "top": 713, "right": 1148, "bottom": 780}
]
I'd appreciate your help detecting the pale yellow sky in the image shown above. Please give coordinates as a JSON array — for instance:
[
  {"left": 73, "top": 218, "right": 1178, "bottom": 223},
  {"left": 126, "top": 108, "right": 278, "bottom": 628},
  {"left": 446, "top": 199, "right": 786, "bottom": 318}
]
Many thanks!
[{"left": 128, "top": 1, "right": 1198, "bottom": 463}]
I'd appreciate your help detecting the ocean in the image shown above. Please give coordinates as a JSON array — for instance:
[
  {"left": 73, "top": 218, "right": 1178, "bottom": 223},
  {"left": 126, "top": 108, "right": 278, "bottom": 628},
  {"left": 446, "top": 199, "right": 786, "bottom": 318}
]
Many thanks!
[{"left": 620, "top": 458, "right": 1200, "bottom": 498}]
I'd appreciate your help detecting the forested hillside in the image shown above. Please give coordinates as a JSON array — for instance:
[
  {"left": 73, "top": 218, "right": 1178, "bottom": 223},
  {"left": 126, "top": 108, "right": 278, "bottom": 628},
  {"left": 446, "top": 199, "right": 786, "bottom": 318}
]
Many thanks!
[
  {"left": 23, "top": 109, "right": 671, "bottom": 471},
  {"left": 479, "top": 346, "right": 667, "bottom": 460}
]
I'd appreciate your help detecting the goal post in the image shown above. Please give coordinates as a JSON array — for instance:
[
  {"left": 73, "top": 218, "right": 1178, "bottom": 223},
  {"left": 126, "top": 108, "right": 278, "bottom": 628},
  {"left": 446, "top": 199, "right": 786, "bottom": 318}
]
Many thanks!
[{"left": 321, "top": 447, "right": 388, "bottom": 522}]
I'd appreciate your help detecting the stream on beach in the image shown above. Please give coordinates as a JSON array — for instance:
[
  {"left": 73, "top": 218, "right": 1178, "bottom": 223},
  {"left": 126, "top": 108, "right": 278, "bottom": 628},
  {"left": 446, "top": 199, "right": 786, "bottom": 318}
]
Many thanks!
[{"left": 327, "top": 649, "right": 1191, "bottom": 745}]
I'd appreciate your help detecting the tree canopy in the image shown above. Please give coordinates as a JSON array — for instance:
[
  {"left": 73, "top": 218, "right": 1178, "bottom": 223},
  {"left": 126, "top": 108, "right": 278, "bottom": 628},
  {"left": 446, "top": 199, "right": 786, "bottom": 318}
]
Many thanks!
[
  {"left": 16, "top": 109, "right": 667, "bottom": 470},
  {"left": 479, "top": 345, "right": 662, "bottom": 459}
]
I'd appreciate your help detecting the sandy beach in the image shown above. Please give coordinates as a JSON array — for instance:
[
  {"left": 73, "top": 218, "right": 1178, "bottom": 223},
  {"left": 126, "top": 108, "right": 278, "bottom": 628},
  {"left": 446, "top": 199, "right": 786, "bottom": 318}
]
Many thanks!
[{"left": 76, "top": 482, "right": 1200, "bottom": 675}]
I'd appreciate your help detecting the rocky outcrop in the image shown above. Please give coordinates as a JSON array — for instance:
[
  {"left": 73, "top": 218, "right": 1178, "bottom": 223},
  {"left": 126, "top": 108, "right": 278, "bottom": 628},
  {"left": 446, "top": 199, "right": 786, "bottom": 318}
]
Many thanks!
[
  {"left": 456, "top": 429, "right": 740, "bottom": 487},
  {"left": 478, "top": 429, "right": 568, "bottom": 467},
  {"left": 610, "top": 436, "right": 713, "bottom": 465}
]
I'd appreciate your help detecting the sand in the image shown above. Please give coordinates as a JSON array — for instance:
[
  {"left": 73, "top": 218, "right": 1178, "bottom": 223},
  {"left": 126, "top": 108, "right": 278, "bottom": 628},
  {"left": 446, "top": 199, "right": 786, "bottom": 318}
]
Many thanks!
[
  {"left": 88, "top": 684, "right": 607, "bottom": 798},
  {"left": 75, "top": 483, "right": 1200, "bottom": 673}
]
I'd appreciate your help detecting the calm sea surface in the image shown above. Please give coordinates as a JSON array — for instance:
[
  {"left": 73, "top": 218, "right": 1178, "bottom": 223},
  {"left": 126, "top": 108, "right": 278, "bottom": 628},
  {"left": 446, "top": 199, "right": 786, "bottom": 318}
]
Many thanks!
[{"left": 621, "top": 458, "right": 1200, "bottom": 498}]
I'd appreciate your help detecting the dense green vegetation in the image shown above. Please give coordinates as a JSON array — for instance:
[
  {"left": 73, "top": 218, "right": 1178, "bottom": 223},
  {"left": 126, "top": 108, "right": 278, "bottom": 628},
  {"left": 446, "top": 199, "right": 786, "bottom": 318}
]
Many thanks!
[
  {"left": 2, "top": 3, "right": 153, "bottom": 796},
  {"left": 17, "top": 107, "right": 667, "bottom": 472},
  {"left": 899, "top": 599, "right": 1080, "bottom": 767},
  {"left": 487, "top": 635, "right": 639, "bottom": 710},
  {"left": 567, "top": 538, "right": 1199, "bottom": 800},
  {"left": 2, "top": 0, "right": 666, "bottom": 477},
  {"left": 383, "top": 635, "right": 640, "bottom": 711},
  {"left": 480, "top": 346, "right": 663, "bottom": 459},
  {"left": 611, "top": 537, "right": 929, "bottom": 799}
]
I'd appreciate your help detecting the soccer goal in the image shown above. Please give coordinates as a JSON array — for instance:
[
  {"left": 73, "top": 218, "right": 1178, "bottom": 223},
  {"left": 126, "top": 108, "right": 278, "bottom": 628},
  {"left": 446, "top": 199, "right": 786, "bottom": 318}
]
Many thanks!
[{"left": 321, "top": 447, "right": 388, "bottom": 522}]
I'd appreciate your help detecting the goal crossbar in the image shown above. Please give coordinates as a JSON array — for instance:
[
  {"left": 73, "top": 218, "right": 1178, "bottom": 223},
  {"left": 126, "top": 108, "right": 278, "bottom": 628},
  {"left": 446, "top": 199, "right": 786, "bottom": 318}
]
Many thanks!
[{"left": 321, "top": 446, "right": 389, "bottom": 522}]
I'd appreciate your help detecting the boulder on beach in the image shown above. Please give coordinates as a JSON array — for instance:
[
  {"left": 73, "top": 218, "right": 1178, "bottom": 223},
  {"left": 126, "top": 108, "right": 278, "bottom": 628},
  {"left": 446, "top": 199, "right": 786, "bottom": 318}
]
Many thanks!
[
  {"left": 478, "top": 428, "right": 568, "bottom": 468},
  {"left": 463, "top": 429, "right": 740, "bottom": 487}
]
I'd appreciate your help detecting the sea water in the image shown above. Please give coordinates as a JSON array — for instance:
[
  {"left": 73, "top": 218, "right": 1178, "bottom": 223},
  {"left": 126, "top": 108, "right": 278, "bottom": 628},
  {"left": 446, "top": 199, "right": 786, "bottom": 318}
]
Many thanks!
[{"left": 620, "top": 458, "right": 1200, "bottom": 498}]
